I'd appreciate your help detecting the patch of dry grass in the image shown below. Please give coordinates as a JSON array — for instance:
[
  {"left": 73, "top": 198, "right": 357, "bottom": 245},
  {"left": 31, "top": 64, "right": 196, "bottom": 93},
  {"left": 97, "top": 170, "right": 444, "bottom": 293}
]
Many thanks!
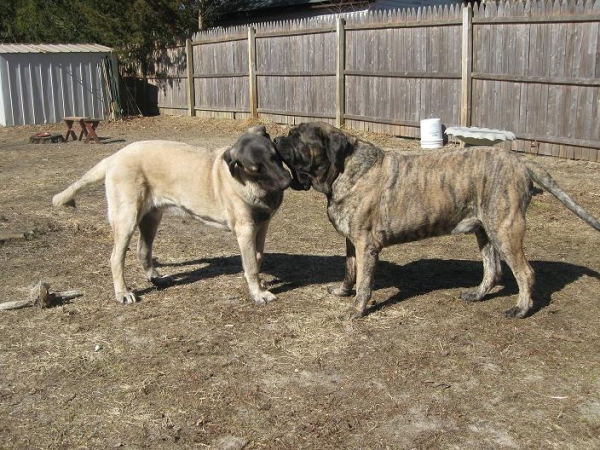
[{"left": 1, "top": 116, "right": 599, "bottom": 449}]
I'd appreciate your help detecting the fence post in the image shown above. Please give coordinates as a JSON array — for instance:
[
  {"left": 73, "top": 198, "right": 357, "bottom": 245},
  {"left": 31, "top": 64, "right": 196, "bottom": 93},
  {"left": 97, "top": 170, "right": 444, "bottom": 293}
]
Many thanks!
[
  {"left": 186, "top": 39, "right": 195, "bottom": 117},
  {"left": 248, "top": 26, "right": 258, "bottom": 119},
  {"left": 336, "top": 17, "right": 346, "bottom": 128},
  {"left": 460, "top": 4, "right": 473, "bottom": 127}
]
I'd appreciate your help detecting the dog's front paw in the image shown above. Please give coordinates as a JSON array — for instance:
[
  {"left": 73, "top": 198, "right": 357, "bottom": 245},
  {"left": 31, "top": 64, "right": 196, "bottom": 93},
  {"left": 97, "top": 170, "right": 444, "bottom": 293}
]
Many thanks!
[
  {"left": 328, "top": 284, "right": 352, "bottom": 297},
  {"left": 252, "top": 290, "right": 277, "bottom": 305},
  {"left": 117, "top": 291, "right": 138, "bottom": 304},
  {"left": 460, "top": 290, "right": 484, "bottom": 302},
  {"left": 504, "top": 306, "right": 529, "bottom": 319},
  {"left": 338, "top": 307, "right": 365, "bottom": 321}
]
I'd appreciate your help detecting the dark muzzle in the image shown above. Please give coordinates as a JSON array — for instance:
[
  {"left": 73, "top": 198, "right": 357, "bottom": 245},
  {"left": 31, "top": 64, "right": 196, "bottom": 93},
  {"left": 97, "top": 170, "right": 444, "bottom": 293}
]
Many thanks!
[{"left": 274, "top": 137, "right": 311, "bottom": 191}]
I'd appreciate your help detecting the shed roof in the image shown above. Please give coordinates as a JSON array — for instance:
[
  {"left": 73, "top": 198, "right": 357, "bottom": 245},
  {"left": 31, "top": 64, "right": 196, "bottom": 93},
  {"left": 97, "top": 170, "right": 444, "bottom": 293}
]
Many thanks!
[
  {"left": 225, "top": 0, "right": 331, "bottom": 13},
  {"left": 0, "top": 43, "right": 113, "bottom": 54}
]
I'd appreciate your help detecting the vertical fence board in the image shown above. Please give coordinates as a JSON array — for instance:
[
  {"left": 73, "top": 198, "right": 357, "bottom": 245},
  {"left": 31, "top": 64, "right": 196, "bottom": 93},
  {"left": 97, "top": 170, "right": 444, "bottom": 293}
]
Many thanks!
[
  {"left": 461, "top": 5, "right": 472, "bottom": 126},
  {"left": 186, "top": 40, "right": 195, "bottom": 117},
  {"left": 336, "top": 17, "right": 345, "bottom": 127}
]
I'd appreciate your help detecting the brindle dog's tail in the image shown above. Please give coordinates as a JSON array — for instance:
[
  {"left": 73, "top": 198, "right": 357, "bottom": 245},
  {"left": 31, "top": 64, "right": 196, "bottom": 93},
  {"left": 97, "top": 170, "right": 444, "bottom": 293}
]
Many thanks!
[
  {"left": 526, "top": 161, "right": 600, "bottom": 231},
  {"left": 52, "top": 156, "right": 111, "bottom": 208}
]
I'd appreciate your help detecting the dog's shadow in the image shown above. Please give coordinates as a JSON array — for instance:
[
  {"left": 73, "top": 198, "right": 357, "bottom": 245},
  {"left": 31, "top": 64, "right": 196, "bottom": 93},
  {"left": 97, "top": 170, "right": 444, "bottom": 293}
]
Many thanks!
[
  {"left": 140, "top": 253, "right": 599, "bottom": 316},
  {"left": 369, "top": 258, "right": 599, "bottom": 316}
]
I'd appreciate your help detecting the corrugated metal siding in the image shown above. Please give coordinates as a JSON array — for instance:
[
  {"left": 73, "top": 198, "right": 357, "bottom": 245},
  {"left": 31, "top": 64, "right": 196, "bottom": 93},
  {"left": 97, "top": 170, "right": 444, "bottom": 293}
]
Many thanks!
[
  {"left": 0, "top": 46, "right": 113, "bottom": 126},
  {"left": 0, "top": 43, "right": 113, "bottom": 54}
]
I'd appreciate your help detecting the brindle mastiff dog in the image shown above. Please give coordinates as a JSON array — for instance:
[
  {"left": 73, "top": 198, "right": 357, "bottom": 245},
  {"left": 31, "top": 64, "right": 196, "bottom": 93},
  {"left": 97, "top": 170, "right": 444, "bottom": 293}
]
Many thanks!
[
  {"left": 275, "top": 122, "right": 600, "bottom": 319},
  {"left": 53, "top": 126, "right": 291, "bottom": 305}
]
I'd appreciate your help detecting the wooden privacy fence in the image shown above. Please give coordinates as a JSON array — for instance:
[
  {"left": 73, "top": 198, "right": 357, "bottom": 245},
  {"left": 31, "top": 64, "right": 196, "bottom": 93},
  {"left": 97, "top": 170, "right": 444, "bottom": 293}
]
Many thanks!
[{"left": 147, "top": 0, "right": 600, "bottom": 161}]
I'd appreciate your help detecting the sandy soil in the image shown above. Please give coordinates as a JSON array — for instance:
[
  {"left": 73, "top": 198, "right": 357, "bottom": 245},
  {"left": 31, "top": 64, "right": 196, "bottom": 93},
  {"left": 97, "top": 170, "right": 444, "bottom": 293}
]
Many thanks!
[{"left": 1, "top": 115, "right": 599, "bottom": 449}]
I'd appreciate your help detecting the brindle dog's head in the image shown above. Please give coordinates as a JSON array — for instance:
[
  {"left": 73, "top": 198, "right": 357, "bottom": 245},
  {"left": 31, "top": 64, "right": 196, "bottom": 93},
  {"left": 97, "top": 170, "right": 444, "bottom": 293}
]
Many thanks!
[
  {"left": 223, "top": 126, "right": 292, "bottom": 191},
  {"left": 274, "top": 122, "right": 353, "bottom": 195}
]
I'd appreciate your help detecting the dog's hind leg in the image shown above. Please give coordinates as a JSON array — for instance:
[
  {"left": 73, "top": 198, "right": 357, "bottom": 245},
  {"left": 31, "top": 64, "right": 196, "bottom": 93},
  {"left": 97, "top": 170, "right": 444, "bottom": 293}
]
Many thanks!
[
  {"left": 494, "top": 219, "right": 535, "bottom": 318},
  {"left": 106, "top": 179, "right": 139, "bottom": 304},
  {"left": 460, "top": 228, "right": 503, "bottom": 302},
  {"left": 502, "top": 252, "right": 535, "bottom": 318},
  {"left": 110, "top": 213, "right": 138, "bottom": 304},
  {"left": 137, "top": 209, "right": 173, "bottom": 288}
]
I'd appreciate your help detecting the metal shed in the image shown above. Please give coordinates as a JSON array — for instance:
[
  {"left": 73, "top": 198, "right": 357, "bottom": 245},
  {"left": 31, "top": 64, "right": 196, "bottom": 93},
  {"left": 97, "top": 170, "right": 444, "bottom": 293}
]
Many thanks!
[{"left": 0, "top": 44, "right": 117, "bottom": 126}]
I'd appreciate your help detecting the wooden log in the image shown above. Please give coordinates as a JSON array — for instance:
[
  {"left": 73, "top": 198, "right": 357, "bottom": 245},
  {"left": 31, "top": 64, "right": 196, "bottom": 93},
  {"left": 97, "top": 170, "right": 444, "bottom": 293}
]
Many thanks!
[{"left": 0, "top": 282, "right": 82, "bottom": 311}]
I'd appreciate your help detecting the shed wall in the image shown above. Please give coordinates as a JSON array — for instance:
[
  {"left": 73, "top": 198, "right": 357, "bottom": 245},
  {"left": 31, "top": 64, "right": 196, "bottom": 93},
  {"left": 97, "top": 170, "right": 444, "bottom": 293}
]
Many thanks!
[{"left": 0, "top": 51, "right": 111, "bottom": 126}]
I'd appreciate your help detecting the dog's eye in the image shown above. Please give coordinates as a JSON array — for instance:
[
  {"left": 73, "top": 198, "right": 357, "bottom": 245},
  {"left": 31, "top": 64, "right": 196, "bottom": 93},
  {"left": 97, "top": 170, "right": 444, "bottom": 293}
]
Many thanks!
[{"left": 246, "top": 165, "right": 260, "bottom": 173}]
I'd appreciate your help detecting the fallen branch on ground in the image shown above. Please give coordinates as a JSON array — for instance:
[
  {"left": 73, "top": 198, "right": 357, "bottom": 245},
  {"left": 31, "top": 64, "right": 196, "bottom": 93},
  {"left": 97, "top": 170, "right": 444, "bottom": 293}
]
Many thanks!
[{"left": 0, "top": 281, "right": 82, "bottom": 311}]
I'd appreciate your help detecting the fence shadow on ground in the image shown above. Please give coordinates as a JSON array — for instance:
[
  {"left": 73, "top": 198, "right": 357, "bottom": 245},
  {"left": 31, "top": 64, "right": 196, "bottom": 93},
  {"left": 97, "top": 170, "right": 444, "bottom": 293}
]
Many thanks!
[{"left": 141, "top": 253, "right": 599, "bottom": 316}]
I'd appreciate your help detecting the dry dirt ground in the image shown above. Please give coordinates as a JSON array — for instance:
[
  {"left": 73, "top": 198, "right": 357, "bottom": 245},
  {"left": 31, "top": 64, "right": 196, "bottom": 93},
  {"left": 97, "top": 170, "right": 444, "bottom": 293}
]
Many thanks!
[{"left": 1, "top": 115, "right": 599, "bottom": 450}]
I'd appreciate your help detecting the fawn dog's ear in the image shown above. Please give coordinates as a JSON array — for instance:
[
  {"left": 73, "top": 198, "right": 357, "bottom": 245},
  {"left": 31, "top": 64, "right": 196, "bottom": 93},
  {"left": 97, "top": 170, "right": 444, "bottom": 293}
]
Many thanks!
[
  {"left": 222, "top": 147, "right": 239, "bottom": 176},
  {"left": 246, "top": 125, "right": 270, "bottom": 140}
]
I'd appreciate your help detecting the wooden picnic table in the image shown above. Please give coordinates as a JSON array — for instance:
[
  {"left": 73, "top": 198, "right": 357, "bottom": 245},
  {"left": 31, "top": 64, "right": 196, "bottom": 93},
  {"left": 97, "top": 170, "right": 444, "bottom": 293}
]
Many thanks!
[
  {"left": 82, "top": 118, "right": 102, "bottom": 144},
  {"left": 63, "top": 116, "right": 102, "bottom": 144}
]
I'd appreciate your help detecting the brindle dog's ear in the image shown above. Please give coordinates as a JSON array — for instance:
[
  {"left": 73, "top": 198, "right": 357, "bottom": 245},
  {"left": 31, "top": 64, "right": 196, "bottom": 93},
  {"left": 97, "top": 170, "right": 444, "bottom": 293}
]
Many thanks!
[
  {"left": 325, "top": 130, "right": 350, "bottom": 172},
  {"left": 222, "top": 148, "right": 238, "bottom": 176}
]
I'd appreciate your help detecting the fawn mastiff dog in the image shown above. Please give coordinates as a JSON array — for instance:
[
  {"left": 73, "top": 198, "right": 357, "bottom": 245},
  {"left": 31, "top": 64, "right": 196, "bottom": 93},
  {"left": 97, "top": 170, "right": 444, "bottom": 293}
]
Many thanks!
[
  {"left": 53, "top": 126, "right": 291, "bottom": 305},
  {"left": 274, "top": 122, "right": 600, "bottom": 319}
]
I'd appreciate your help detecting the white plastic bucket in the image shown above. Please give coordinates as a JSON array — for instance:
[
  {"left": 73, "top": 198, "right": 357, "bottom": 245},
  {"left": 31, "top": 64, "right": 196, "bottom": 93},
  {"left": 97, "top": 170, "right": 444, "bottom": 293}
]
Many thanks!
[{"left": 420, "top": 118, "right": 443, "bottom": 149}]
